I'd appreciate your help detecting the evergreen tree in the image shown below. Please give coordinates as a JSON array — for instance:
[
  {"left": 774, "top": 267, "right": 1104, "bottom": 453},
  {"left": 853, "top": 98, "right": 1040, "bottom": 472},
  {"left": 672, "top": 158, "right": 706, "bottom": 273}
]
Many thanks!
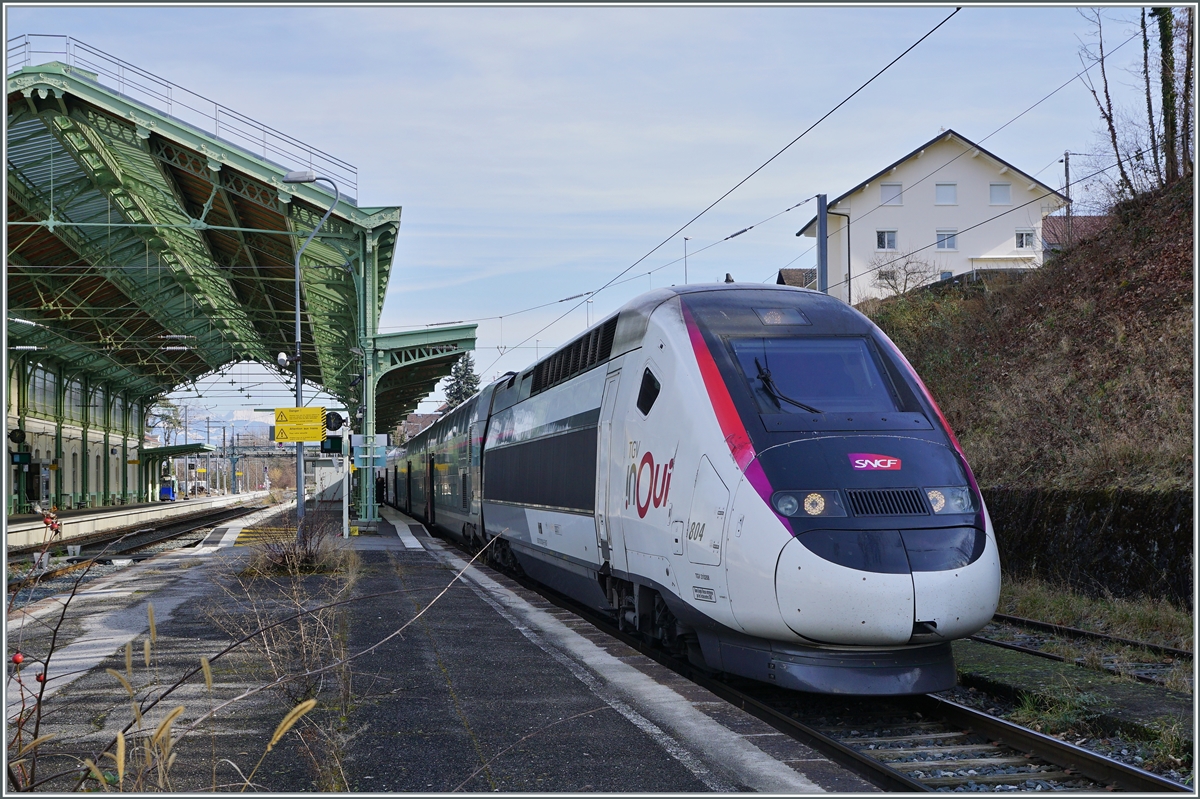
[{"left": 444, "top": 353, "right": 480, "bottom": 409}]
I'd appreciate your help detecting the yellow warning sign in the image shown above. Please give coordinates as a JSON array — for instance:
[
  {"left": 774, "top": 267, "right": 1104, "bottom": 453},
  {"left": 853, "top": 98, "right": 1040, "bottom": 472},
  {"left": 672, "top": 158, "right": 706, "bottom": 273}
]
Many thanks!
[
  {"left": 274, "top": 423, "right": 327, "bottom": 442},
  {"left": 275, "top": 407, "right": 325, "bottom": 426}
]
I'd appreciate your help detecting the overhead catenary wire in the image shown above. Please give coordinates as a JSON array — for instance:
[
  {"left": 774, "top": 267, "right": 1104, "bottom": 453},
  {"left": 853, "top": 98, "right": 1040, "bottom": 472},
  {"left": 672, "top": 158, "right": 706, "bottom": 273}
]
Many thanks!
[
  {"left": 768, "top": 27, "right": 1143, "bottom": 283},
  {"left": 823, "top": 134, "right": 1185, "bottom": 294},
  {"left": 477, "top": 8, "right": 961, "bottom": 376}
]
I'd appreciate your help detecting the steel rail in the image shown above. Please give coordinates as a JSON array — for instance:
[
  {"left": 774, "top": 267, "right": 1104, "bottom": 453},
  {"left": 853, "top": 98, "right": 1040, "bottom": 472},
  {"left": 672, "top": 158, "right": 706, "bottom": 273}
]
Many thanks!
[
  {"left": 915, "top": 694, "right": 1190, "bottom": 792},
  {"left": 969, "top": 634, "right": 1171, "bottom": 687},
  {"left": 7, "top": 505, "right": 262, "bottom": 590},
  {"left": 993, "top": 613, "right": 1193, "bottom": 660},
  {"left": 518, "top": 570, "right": 1192, "bottom": 792},
  {"left": 7, "top": 504, "right": 252, "bottom": 557}
]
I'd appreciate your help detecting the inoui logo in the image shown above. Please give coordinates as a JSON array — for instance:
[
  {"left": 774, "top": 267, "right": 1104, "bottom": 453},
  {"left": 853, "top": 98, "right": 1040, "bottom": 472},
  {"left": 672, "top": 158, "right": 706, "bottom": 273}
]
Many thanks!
[{"left": 848, "top": 453, "right": 902, "bottom": 471}]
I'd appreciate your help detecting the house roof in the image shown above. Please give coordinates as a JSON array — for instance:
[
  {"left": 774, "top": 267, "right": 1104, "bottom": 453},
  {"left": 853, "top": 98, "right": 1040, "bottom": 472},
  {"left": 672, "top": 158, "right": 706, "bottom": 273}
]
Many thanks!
[
  {"left": 776, "top": 267, "right": 816, "bottom": 287},
  {"left": 796, "top": 129, "right": 1070, "bottom": 237},
  {"left": 1042, "top": 214, "right": 1110, "bottom": 244}
]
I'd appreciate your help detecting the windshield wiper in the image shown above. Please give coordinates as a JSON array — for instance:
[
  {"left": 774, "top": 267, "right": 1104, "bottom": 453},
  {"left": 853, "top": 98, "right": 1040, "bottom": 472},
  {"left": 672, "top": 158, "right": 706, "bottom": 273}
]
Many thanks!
[{"left": 755, "top": 357, "right": 823, "bottom": 414}]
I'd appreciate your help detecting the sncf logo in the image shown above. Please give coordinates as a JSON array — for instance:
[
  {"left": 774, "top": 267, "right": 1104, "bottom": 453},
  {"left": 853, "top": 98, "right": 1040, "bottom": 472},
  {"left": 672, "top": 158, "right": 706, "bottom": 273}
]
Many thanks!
[{"left": 849, "top": 453, "right": 902, "bottom": 471}]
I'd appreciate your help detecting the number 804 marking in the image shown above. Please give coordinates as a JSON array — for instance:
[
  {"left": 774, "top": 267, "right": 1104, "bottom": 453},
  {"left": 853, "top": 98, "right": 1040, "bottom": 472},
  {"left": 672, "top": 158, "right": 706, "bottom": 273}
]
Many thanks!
[{"left": 687, "top": 522, "right": 705, "bottom": 541}]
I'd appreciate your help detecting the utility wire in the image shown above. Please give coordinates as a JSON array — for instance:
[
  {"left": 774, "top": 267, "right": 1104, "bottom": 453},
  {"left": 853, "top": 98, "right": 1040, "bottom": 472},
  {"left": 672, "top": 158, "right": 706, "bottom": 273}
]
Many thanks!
[
  {"left": 825, "top": 134, "right": 1184, "bottom": 293},
  {"left": 479, "top": 8, "right": 961, "bottom": 375},
  {"left": 769, "top": 28, "right": 1142, "bottom": 283}
]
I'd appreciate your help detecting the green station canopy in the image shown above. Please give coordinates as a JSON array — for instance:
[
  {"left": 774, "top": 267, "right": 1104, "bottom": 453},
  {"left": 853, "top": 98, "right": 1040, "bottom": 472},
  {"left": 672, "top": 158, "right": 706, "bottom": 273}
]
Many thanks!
[{"left": 6, "top": 36, "right": 475, "bottom": 432}]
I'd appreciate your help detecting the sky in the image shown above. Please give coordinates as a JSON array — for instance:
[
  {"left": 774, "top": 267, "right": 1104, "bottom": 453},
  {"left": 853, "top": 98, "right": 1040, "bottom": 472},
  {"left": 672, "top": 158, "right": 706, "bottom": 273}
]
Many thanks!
[{"left": 6, "top": 4, "right": 1162, "bottom": 434}]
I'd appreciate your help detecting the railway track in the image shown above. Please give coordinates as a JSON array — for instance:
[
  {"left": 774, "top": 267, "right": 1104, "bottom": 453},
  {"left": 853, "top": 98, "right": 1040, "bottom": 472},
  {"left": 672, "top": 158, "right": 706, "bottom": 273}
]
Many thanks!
[
  {"left": 7, "top": 504, "right": 266, "bottom": 592},
  {"left": 458, "top": 544, "right": 1189, "bottom": 792},
  {"left": 970, "top": 613, "right": 1192, "bottom": 689}
]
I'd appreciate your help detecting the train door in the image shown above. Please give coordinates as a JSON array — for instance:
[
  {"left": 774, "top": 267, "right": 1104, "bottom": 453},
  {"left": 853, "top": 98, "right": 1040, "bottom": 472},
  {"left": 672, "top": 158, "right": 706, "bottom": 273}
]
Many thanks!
[
  {"left": 427, "top": 453, "right": 436, "bottom": 526},
  {"left": 597, "top": 370, "right": 627, "bottom": 574},
  {"left": 405, "top": 461, "right": 412, "bottom": 515}
]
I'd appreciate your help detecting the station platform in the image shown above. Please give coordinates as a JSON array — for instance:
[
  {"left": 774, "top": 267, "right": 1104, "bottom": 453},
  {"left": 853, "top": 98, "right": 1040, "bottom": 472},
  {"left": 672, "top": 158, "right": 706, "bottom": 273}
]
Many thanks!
[
  {"left": 6, "top": 505, "right": 877, "bottom": 793},
  {"left": 6, "top": 491, "right": 271, "bottom": 550}
]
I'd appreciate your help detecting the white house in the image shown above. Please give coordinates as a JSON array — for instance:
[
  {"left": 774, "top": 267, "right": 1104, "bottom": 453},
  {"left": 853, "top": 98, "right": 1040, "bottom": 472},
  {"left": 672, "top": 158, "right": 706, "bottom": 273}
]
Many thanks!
[{"left": 796, "top": 130, "right": 1068, "bottom": 302}]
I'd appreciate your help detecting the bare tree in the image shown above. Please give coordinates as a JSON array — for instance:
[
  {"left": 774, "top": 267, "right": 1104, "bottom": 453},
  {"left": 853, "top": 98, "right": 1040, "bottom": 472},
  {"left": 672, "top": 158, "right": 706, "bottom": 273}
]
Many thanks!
[
  {"left": 1178, "top": 6, "right": 1193, "bottom": 177},
  {"left": 1141, "top": 9, "right": 1163, "bottom": 187},
  {"left": 1079, "top": 8, "right": 1134, "bottom": 194},
  {"left": 869, "top": 252, "right": 939, "bottom": 297}
]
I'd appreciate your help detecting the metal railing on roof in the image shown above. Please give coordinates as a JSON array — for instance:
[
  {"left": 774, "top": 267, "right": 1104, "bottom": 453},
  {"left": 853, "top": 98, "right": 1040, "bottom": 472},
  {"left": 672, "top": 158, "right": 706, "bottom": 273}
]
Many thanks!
[{"left": 7, "top": 34, "right": 358, "bottom": 203}]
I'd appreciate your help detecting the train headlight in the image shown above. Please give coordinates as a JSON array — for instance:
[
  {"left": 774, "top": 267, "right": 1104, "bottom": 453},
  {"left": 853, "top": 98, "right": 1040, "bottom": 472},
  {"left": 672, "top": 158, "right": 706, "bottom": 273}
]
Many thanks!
[
  {"left": 771, "top": 490, "right": 847, "bottom": 517},
  {"left": 925, "top": 486, "right": 975, "bottom": 514},
  {"left": 774, "top": 494, "right": 800, "bottom": 516}
]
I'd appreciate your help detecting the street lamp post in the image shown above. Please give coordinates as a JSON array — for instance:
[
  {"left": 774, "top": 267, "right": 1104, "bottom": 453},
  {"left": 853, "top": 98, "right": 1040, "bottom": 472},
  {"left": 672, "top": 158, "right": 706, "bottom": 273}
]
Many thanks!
[
  {"left": 281, "top": 170, "right": 339, "bottom": 541},
  {"left": 684, "top": 237, "right": 692, "bottom": 284}
]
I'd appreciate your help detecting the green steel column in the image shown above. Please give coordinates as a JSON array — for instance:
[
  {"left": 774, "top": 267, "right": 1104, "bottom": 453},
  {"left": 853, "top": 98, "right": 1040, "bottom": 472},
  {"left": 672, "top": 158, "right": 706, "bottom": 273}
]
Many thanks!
[
  {"left": 102, "top": 395, "right": 110, "bottom": 505},
  {"left": 80, "top": 382, "right": 91, "bottom": 509},
  {"left": 54, "top": 363, "right": 64, "bottom": 509},
  {"left": 360, "top": 230, "right": 380, "bottom": 522},
  {"left": 137, "top": 403, "right": 146, "bottom": 502},
  {"left": 121, "top": 397, "right": 129, "bottom": 504}
]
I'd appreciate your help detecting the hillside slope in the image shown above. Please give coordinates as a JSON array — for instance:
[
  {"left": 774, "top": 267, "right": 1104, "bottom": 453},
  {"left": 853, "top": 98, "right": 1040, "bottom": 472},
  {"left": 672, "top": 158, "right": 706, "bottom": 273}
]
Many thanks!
[{"left": 864, "top": 180, "right": 1193, "bottom": 492}]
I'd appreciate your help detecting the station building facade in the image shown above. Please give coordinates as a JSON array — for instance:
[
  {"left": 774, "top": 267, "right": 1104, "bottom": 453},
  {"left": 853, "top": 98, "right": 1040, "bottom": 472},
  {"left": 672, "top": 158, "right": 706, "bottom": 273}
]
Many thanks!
[{"left": 7, "top": 356, "right": 144, "bottom": 513}]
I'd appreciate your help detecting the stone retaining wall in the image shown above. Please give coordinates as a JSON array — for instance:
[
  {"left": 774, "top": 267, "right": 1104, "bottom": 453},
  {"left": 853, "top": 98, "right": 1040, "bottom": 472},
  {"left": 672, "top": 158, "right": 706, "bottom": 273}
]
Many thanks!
[{"left": 983, "top": 488, "right": 1193, "bottom": 607}]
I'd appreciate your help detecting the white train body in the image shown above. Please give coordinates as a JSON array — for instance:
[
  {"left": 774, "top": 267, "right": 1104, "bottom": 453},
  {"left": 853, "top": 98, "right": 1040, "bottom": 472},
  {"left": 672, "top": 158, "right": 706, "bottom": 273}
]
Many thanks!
[{"left": 387, "top": 285, "right": 1000, "bottom": 694}]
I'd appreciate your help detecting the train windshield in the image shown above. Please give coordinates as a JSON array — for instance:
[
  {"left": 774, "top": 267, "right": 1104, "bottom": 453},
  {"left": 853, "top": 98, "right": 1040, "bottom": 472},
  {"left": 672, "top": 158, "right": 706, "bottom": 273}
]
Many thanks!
[{"left": 729, "top": 337, "right": 900, "bottom": 414}]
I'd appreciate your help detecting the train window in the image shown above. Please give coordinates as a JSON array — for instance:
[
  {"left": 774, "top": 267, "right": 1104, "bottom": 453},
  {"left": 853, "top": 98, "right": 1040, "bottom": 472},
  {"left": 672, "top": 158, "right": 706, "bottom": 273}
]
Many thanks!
[
  {"left": 730, "top": 337, "right": 899, "bottom": 414},
  {"left": 636, "top": 368, "right": 661, "bottom": 415}
]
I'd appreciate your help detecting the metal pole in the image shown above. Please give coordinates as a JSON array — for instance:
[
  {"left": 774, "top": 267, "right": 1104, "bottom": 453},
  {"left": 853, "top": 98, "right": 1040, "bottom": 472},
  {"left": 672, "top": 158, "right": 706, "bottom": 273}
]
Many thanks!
[
  {"left": 288, "top": 177, "right": 340, "bottom": 541},
  {"left": 816, "top": 194, "right": 829, "bottom": 294},
  {"left": 1064, "top": 151, "right": 1072, "bottom": 247},
  {"left": 683, "top": 237, "right": 691, "bottom": 284}
]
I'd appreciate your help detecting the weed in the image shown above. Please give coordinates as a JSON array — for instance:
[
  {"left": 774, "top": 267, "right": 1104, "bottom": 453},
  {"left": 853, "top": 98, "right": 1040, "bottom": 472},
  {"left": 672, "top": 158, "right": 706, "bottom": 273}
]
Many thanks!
[
  {"left": 210, "top": 506, "right": 361, "bottom": 789},
  {"left": 1007, "top": 677, "right": 1107, "bottom": 737},
  {"left": 1143, "top": 719, "right": 1194, "bottom": 772}
]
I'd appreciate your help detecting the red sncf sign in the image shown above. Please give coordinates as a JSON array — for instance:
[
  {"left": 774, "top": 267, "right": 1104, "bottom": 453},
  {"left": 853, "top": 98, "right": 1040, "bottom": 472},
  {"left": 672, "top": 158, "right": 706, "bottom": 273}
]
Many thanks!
[{"left": 848, "top": 453, "right": 902, "bottom": 471}]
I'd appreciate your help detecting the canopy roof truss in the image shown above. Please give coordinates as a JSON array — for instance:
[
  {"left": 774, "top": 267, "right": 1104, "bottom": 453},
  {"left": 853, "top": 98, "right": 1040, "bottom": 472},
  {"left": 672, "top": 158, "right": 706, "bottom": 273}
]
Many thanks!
[{"left": 6, "top": 55, "right": 404, "bottom": 409}]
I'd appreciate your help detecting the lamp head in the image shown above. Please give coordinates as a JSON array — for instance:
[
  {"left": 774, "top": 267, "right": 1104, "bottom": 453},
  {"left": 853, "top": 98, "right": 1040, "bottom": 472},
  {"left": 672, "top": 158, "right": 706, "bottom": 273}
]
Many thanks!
[
  {"left": 276, "top": 352, "right": 290, "bottom": 368},
  {"left": 283, "top": 170, "right": 316, "bottom": 184}
]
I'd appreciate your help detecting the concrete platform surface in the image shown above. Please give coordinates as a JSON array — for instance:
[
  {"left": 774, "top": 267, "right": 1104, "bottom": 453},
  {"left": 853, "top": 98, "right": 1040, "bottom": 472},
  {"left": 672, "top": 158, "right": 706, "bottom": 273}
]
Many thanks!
[{"left": 6, "top": 506, "right": 876, "bottom": 793}]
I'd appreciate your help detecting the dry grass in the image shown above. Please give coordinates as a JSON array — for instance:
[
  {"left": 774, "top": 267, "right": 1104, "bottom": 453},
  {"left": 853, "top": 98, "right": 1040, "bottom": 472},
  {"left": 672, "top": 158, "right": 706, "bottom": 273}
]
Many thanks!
[
  {"left": 863, "top": 180, "right": 1193, "bottom": 492},
  {"left": 999, "top": 575, "right": 1194, "bottom": 651},
  {"left": 210, "top": 507, "right": 362, "bottom": 790}
]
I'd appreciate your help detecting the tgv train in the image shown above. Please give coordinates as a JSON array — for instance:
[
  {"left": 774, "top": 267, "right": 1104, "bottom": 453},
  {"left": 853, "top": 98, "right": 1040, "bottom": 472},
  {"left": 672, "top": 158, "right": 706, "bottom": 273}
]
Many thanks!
[{"left": 385, "top": 284, "right": 1000, "bottom": 694}]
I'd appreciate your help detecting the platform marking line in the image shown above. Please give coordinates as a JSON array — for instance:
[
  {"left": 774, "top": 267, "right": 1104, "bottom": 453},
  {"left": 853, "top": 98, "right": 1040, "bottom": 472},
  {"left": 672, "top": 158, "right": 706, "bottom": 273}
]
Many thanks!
[
  {"left": 377, "top": 507, "right": 424, "bottom": 549},
  {"left": 428, "top": 541, "right": 825, "bottom": 793},
  {"left": 5, "top": 549, "right": 215, "bottom": 717},
  {"left": 465, "top": 579, "right": 730, "bottom": 791}
]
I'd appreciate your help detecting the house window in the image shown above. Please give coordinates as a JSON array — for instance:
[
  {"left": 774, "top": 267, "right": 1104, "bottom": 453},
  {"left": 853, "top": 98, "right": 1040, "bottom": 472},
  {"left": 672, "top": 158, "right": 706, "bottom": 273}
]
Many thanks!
[
  {"left": 1016, "top": 229, "right": 1035, "bottom": 249},
  {"left": 935, "top": 183, "right": 957, "bottom": 204},
  {"left": 880, "top": 183, "right": 903, "bottom": 205},
  {"left": 990, "top": 183, "right": 1011, "bottom": 205},
  {"left": 876, "top": 230, "right": 897, "bottom": 250},
  {"left": 936, "top": 229, "right": 958, "bottom": 250}
]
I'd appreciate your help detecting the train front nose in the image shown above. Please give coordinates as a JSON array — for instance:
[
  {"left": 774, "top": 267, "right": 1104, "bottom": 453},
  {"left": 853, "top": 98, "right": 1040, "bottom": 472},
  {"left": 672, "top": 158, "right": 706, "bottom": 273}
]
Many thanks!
[
  {"left": 774, "top": 532, "right": 915, "bottom": 645},
  {"left": 773, "top": 524, "right": 1000, "bottom": 646}
]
